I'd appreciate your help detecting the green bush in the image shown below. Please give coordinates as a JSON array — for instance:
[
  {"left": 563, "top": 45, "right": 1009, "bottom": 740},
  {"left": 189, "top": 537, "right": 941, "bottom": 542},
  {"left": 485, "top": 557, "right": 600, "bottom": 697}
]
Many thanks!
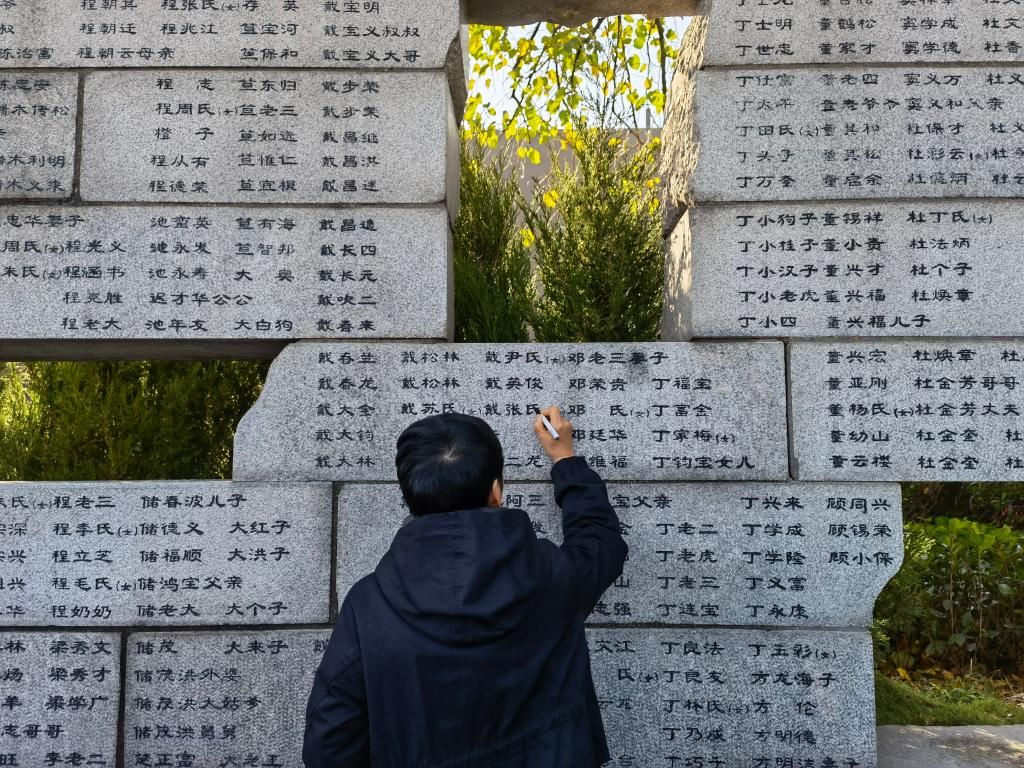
[
  {"left": 523, "top": 129, "right": 664, "bottom": 343},
  {"left": 904, "top": 482, "right": 1024, "bottom": 528},
  {"left": 453, "top": 143, "right": 534, "bottom": 343},
  {"left": 0, "top": 360, "right": 266, "bottom": 481},
  {"left": 875, "top": 517, "right": 1024, "bottom": 674}
]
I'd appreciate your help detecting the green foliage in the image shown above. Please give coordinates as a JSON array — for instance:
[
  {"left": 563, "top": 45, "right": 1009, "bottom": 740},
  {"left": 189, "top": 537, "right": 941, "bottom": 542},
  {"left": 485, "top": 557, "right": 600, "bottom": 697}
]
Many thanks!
[
  {"left": 875, "top": 673, "right": 1024, "bottom": 726},
  {"left": 454, "top": 144, "right": 535, "bottom": 343},
  {"left": 904, "top": 482, "right": 1024, "bottom": 527},
  {"left": 0, "top": 361, "right": 266, "bottom": 481},
  {"left": 467, "top": 18, "right": 680, "bottom": 146},
  {"left": 523, "top": 129, "right": 664, "bottom": 342},
  {"left": 875, "top": 517, "right": 1024, "bottom": 674}
]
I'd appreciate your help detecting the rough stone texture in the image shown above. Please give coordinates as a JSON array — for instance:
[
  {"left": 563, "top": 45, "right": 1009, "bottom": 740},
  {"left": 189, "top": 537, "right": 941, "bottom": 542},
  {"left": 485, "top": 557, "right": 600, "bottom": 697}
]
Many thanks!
[
  {"left": 124, "top": 629, "right": 331, "bottom": 766},
  {"left": 81, "top": 70, "right": 457, "bottom": 205},
  {"left": 658, "top": 17, "right": 706, "bottom": 234},
  {"left": 119, "top": 627, "right": 877, "bottom": 768},
  {"left": 687, "top": 66, "right": 1024, "bottom": 203},
  {"left": 0, "top": 0, "right": 462, "bottom": 69},
  {"left": 703, "top": 0, "right": 1024, "bottom": 66},
  {"left": 233, "top": 341, "right": 790, "bottom": 482},
  {"left": 0, "top": 72, "right": 77, "bottom": 200},
  {"left": 664, "top": 201, "right": 1024, "bottom": 340},
  {"left": 0, "top": 482, "right": 332, "bottom": 626},
  {"left": 0, "top": 204, "right": 451, "bottom": 351},
  {"left": 0, "top": 631, "right": 121, "bottom": 766},
  {"left": 337, "top": 482, "right": 904, "bottom": 627},
  {"left": 878, "top": 726, "right": 1024, "bottom": 768},
  {"left": 590, "top": 628, "right": 878, "bottom": 768},
  {"left": 790, "top": 340, "right": 1024, "bottom": 482},
  {"left": 661, "top": 210, "right": 693, "bottom": 341},
  {"left": 467, "top": 0, "right": 695, "bottom": 25}
]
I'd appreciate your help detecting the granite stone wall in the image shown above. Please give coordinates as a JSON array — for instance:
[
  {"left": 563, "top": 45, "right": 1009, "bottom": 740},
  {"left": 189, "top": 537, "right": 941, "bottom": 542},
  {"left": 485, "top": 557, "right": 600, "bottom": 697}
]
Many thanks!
[{"left": 0, "top": 1, "right": 913, "bottom": 766}]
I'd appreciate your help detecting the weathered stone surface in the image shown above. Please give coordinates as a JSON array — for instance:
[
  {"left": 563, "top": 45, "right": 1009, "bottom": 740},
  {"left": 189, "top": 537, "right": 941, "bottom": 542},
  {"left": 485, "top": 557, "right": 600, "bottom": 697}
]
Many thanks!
[
  {"left": 687, "top": 66, "right": 1024, "bottom": 203},
  {"left": 0, "top": 0, "right": 462, "bottom": 69},
  {"left": 0, "top": 204, "right": 451, "bottom": 353},
  {"left": 703, "top": 0, "right": 1024, "bottom": 66},
  {"left": 590, "top": 628, "right": 878, "bottom": 768},
  {"left": 790, "top": 340, "right": 1024, "bottom": 481},
  {"left": 0, "top": 72, "right": 77, "bottom": 200},
  {"left": 0, "top": 631, "right": 120, "bottom": 766},
  {"left": 658, "top": 17, "right": 706, "bottom": 233},
  {"left": 467, "top": 0, "right": 695, "bottom": 25},
  {"left": 664, "top": 201, "right": 1024, "bottom": 340},
  {"left": 336, "top": 482, "right": 903, "bottom": 627},
  {"left": 124, "top": 629, "right": 330, "bottom": 766},
  {"left": 81, "top": 70, "right": 457, "bottom": 205},
  {"left": 0, "top": 482, "right": 332, "bottom": 626},
  {"left": 233, "top": 341, "right": 790, "bottom": 482},
  {"left": 120, "top": 626, "right": 877, "bottom": 768}
]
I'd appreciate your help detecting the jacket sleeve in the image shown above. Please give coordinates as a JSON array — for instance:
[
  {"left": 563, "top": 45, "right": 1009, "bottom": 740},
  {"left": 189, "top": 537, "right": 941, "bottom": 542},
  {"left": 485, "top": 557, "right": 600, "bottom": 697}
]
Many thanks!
[
  {"left": 303, "top": 597, "right": 370, "bottom": 768},
  {"left": 552, "top": 456, "right": 629, "bottom": 614}
]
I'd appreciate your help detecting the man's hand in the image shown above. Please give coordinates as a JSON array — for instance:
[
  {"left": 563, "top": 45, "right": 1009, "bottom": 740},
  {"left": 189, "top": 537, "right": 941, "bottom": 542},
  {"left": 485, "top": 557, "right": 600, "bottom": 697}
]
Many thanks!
[{"left": 534, "top": 406, "right": 575, "bottom": 464}]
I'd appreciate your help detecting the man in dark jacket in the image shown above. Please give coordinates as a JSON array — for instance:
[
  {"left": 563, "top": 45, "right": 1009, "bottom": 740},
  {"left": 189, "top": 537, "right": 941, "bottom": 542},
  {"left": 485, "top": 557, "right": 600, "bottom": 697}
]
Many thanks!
[{"left": 303, "top": 406, "right": 628, "bottom": 768}]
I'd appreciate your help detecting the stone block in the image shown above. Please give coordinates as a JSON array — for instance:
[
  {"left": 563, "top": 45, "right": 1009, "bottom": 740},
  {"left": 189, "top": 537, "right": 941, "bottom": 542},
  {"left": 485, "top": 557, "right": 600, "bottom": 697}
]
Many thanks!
[
  {"left": 233, "top": 341, "right": 790, "bottom": 482},
  {"left": 790, "top": 340, "right": 1024, "bottom": 481},
  {"left": 687, "top": 66, "right": 1024, "bottom": 203},
  {"left": 336, "top": 482, "right": 903, "bottom": 627},
  {"left": 0, "top": 0, "right": 462, "bottom": 70},
  {"left": 0, "top": 204, "right": 451, "bottom": 355},
  {"left": 0, "top": 631, "right": 121, "bottom": 766},
  {"left": 664, "top": 201, "right": 1024, "bottom": 340},
  {"left": 80, "top": 70, "right": 457, "bottom": 205},
  {"left": 118, "top": 627, "right": 877, "bottom": 768},
  {"left": 702, "top": 0, "right": 1024, "bottom": 67},
  {"left": 0, "top": 482, "right": 332, "bottom": 626},
  {"left": 124, "top": 629, "right": 330, "bottom": 766},
  {"left": 0, "top": 72, "right": 77, "bottom": 200},
  {"left": 591, "top": 628, "right": 878, "bottom": 768}
]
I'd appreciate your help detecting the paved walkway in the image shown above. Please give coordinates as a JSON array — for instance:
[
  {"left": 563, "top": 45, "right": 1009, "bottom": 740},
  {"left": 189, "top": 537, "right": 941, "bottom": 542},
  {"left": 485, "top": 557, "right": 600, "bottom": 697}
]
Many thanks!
[{"left": 879, "top": 726, "right": 1024, "bottom": 768}]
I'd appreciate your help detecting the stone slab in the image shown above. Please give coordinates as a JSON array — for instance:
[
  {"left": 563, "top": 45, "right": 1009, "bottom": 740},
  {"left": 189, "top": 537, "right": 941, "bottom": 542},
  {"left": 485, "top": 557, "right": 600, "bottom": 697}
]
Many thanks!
[
  {"left": 0, "top": 0, "right": 461, "bottom": 69},
  {"left": 124, "top": 629, "right": 330, "bottom": 766},
  {"left": 878, "top": 726, "right": 1024, "bottom": 768},
  {"left": 0, "top": 72, "right": 77, "bottom": 200},
  {"left": 591, "top": 628, "right": 878, "bottom": 768},
  {"left": 703, "top": 0, "right": 1024, "bottom": 67},
  {"left": 0, "top": 482, "right": 332, "bottom": 626},
  {"left": 336, "top": 482, "right": 903, "bottom": 627},
  {"left": 666, "top": 201, "right": 1024, "bottom": 339},
  {"left": 790, "top": 340, "right": 1024, "bottom": 481},
  {"left": 468, "top": 0, "right": 692, "bottom": 26},
  {"left": 233, "top": 341, "right": 790, "bottom": 482},
  {"left": 0, "top": 631, "right": 120, "bottom": 766},
  {"left": 0, "top": 204, "right": 451, "bottom": 350},
  {"left": 80, "top": 70, "right": 456, "bottom": 204},
  {"left": 120, "top": 626, "right": 876, "bottom": 768},
  {"left": 691, "top": 66, "right": 1024, "bottom": 203}
]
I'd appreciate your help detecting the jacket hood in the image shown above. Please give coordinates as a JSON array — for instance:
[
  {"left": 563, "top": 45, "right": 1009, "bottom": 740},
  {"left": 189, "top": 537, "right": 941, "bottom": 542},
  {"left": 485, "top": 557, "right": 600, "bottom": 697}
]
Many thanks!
[{"left": 373, "top": 507, "right": 551, "bottom": 645}]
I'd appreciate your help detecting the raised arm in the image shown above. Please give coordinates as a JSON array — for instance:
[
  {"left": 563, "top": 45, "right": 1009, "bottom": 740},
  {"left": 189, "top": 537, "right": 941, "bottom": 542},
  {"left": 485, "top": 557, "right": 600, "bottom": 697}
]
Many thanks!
[{"left": 534, "top": 407, "right": 629, "bottom": 614}]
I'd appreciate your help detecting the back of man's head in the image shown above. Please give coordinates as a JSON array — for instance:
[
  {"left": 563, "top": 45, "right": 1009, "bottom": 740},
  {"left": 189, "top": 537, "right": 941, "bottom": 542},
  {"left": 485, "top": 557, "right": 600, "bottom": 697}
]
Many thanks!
[{"left": 395, "top": 413, "right": 504, "bottom": 517}]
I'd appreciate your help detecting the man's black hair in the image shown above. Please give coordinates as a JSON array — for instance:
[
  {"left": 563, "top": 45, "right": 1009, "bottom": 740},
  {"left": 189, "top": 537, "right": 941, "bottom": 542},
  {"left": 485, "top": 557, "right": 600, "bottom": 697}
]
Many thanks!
[{"left": 395, "top": 413, "right": 505, "bottom": 517}]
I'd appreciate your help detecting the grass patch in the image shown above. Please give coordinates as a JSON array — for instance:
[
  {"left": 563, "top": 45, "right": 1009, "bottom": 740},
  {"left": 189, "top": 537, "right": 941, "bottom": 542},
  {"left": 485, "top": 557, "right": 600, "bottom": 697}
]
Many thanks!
[{"left": 876, "top": 673, "right": 1024, "bottom": 726}]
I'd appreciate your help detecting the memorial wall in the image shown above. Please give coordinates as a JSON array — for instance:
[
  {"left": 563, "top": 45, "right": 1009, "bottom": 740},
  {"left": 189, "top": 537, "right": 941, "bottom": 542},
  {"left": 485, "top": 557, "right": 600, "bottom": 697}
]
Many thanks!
[{"left": 0, "top": 0, "right": 946, "bottom": 765}]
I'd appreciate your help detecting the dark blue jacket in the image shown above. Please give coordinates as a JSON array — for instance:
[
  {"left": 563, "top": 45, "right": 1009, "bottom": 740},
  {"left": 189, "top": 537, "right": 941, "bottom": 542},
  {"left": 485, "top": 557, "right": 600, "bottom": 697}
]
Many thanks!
[{"left": 303, "top": 457, "right": 628, "bottom": 768}]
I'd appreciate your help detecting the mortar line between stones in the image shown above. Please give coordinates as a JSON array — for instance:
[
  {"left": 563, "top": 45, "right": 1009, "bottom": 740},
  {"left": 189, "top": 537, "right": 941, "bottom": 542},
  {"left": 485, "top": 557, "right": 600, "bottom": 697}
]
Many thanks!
[
  {"left": 71, "top": 72, "right": 86, "bottom": 205},
  {"left": 115, "top": 631, "right": 128, "bottom": 768},
  {"left": 329, "top": 482, "right": 341, "bottom": 622}
]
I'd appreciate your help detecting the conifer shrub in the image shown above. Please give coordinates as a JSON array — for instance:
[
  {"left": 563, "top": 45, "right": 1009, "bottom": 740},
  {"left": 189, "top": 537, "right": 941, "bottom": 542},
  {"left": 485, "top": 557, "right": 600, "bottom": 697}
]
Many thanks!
[
  {"left": 453, "top": 143, "right": 534, "bottom": 343},
  {"left": 0, "top": 360, "right": 266, "bottom": 480}
]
